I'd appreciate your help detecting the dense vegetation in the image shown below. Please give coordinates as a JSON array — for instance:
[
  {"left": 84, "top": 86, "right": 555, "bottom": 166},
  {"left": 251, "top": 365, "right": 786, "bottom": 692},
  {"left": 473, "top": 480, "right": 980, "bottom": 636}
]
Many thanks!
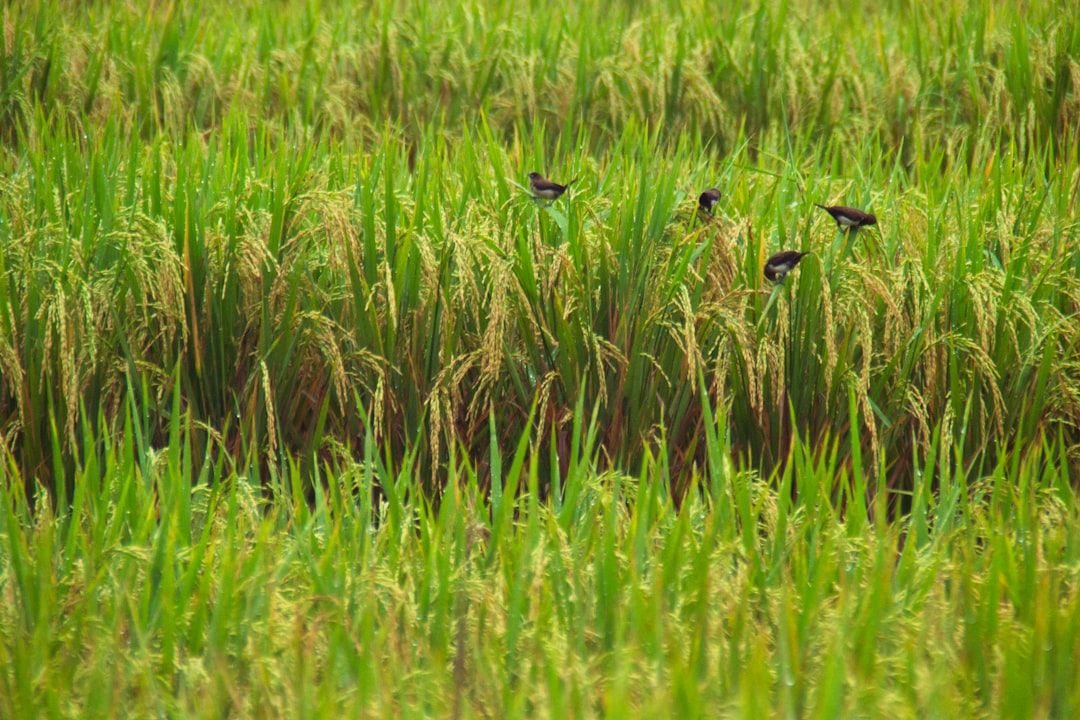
[{"left": 1, "top": 0, "right": 1079, "bottom": 716}]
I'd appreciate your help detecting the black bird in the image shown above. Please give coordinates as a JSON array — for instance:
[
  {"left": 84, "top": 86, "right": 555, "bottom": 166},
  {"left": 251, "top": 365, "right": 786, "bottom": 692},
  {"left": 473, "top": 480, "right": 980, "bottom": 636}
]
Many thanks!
[
  {"left": 815, "top": 204, "right": 877, "bottom": 232},
  {"left": 764, "top": 250, "right": 811, "bottom": 284},
  {"left": 528, "top": 172, "right": 577, "bottom": 201},
  {"left": 698, "top": 188, "right": 721, "bottom": 215}
]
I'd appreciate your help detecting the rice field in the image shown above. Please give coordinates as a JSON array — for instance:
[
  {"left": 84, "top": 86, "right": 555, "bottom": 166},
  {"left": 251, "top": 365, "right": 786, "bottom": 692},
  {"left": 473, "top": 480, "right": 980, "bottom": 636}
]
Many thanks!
[{"left": 1, "top": 0, "right": 1079, "bottom": 716}]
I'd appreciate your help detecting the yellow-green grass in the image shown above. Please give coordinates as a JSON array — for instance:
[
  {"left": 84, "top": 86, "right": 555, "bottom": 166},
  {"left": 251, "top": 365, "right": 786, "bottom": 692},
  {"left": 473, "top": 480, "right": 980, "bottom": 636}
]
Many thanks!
[
  {"left": 3, "top": 114, "right": 1077, "bottom": 493},
  {"left": 2, "top": 0, "right": 1080, "bottom": 715},
  {"left": 2, "top": 401, "right": 1079, "bottom": 717},
  {"left": 1, "top": 0, "right": 1078, "bottom": 489}
]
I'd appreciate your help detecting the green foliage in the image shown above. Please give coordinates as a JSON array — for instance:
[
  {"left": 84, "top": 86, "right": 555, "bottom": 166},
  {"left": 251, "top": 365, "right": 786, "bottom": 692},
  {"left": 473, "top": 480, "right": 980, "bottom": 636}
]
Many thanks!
[
  {"left": 0, "top": 0, "right": 1078, "bottom": 494},
  {"left": 1, "top": 0, "right": 1079, "bottom": 713},
  {"left": 1, "top": 403, "right": 1078, "bottom": 717}
]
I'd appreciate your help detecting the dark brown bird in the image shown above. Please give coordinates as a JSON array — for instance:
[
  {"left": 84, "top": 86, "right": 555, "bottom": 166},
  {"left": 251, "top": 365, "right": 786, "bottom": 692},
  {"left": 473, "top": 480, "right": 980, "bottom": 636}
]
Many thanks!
[
  {"left": 528, "top": 172, "right": 577, "bottom": 201},
  {"left": 764, "top": 250, "right": 811, "bottom": 284},
  {"left": 698, "top": 188, "right": 721, "bottom": 215},
  {"left": 815, "top": 204, "right": 877, "bottom": 231}
]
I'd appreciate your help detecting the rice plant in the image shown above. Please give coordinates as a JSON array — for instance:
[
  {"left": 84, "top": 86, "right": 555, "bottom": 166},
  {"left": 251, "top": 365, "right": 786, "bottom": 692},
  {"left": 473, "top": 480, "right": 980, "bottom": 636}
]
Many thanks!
[{"left": 1, "top": 0, "right": 1079, "bottom": 715}]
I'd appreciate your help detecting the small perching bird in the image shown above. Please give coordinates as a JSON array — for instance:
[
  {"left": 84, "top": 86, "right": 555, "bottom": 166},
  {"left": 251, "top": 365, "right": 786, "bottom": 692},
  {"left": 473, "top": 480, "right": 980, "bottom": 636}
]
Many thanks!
[
  {"left": 528, "top": 172, "right": 577, "bottom": 202},
  {"left": 698, "top": 188, "right": 721, "bottom": 216},
  {"left": 815, "top": 204, "right": 877, "bottom": 232},
  {"left": 764, "top": 250, "right": 811, "bottom": 284}
]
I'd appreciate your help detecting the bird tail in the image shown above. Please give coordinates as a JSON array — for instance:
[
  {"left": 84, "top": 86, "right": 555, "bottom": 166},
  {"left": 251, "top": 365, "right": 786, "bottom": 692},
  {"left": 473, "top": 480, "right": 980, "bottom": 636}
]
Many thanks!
[
  {"left": 565, "top": 178, "right": 579, "bottom": 188},
  {"left": 814, "top": 203, "right": 829, "bottom": 210}
]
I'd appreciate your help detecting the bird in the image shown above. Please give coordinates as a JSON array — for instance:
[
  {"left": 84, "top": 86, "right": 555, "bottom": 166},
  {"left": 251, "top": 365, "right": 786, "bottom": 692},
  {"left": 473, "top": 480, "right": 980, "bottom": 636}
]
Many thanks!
[
  {"left": 528, "top": 172, "right": 577, "bottom": 202},
  {"left": 698, "top": 188, "right": 721, "bottom": 215},
  {"left": 764, "top": 250, "right": 811, "bottom": 284},
  {"left": 815, "top": 204, "right": 877, "bottom": 232}
]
